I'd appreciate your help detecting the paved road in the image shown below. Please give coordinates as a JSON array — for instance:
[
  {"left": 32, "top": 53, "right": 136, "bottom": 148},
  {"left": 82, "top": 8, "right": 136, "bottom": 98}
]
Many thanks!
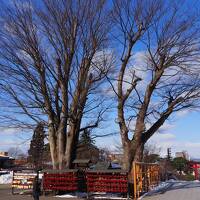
[{"left": 143, "top": 181, "right": 200, "bottom": 200}]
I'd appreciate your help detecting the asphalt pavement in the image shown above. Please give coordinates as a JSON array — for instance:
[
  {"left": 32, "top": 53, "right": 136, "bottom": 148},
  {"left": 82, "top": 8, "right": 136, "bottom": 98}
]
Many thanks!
[{"left": 143, "top": 181, "right": 200, "bottom": 200}]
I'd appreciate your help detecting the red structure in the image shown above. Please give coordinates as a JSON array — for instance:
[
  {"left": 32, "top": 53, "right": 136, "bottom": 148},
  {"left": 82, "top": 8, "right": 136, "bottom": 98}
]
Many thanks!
[
  {"left": 189, "top": 161, "right": 200, "bottom": 180},
  {"left": 42, "top": 169, "right": 129, "bottom": 198},
  {"left": 86, "top": 170, "right": 128, "bottom": 194},
  {"left": 42, "top": 169, "right": 79, "bottom": 192}
]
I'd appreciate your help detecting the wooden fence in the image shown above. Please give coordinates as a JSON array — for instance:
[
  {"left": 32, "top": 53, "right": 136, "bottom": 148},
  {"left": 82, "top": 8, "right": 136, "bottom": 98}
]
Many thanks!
[{"left": 132, "top": 162, "right": 160, "bottom": 199}]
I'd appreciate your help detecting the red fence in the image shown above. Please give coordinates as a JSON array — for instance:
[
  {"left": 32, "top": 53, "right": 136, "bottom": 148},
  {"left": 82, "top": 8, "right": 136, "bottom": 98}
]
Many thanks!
[
  {"left": 42, "top": 169, "right": 79, "bottom": 192},
  {"left": 86, "top": 170, "right": 128, "bottom": 194}
]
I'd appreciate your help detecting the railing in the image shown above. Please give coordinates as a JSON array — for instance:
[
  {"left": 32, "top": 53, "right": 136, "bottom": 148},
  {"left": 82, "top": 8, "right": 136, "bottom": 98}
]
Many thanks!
[{"left": 132, "top": 162, "right": 160, "bottom": 199}]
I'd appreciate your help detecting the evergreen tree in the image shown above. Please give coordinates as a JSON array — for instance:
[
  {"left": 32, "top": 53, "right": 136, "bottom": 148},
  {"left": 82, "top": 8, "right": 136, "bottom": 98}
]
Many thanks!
[
  {"left": 28, "top": 123, "right": 45, "bottom": 169},
  {"left": 172, "top": 157, "right": 188, "bottom": 175},
  {"left": 76, "top": 129, "right": 99, "bottom": 163},
  {"left": 79, "top": 129, "right": 95, "bottom": 146}
]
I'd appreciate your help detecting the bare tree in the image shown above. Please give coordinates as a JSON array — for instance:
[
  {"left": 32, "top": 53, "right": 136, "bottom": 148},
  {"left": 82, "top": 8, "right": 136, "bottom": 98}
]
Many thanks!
[
  {"left": 0, "top": 0, "right": 112, "bottom": 169},
  {"left": 143, "top": 144, "right": 161, "bottom": 163},
  {"left": 111, "top": 0, "right": 200, "bottom": 171},
  {"left": 1, "top": 0, "right": 200, "bottom": 173}
]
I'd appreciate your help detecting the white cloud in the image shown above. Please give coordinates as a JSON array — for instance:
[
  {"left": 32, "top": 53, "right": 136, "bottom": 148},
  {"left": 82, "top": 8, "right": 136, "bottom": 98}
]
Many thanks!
[
  {"left": 176, "top": 110, "right": 190, "bottom": 117},
  {"left": 0, "top": 127, "right": 31, "bottom": 152},
  {"left": 151, "top": 132, "right": 176, "bottom": 141},
  {"left": 158, "top": 122, "right": 175, "bottom": 133},
  {"left": 0, "top": 138, "right": 30, "bottom": 152},
  {"left": 0, "top": 140, "right": 17, "bottom": 146},
  {"left": 0, "top": 127, "right": 20, "bottom": 135},
  {"left": 149, "top": 132, "right": 200, "bottom": 159}
]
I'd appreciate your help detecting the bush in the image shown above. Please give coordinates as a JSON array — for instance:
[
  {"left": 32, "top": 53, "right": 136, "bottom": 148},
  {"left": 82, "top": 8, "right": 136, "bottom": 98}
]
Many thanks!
[{"left": 178, "top": 174, "right": 195, "bottom": 181}]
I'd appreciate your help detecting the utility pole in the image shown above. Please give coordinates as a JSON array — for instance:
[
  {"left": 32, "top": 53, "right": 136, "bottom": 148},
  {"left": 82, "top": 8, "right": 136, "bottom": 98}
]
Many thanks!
[{"left": 167, "top": 148, "right": 172, "bottom": 161}]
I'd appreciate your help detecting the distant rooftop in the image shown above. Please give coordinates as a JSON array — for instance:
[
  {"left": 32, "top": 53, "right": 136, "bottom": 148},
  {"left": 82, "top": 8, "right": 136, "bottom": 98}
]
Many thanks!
[
  {"left": 73, "top": 159, "right": 91, "bottom": 164},
  {"left": 0, "top": 151, "right": 8, "bottom": 157}
]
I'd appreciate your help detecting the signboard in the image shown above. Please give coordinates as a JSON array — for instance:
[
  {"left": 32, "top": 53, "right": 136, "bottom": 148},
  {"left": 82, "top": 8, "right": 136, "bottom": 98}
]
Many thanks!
[{"left": 12, "top": 172, "right": 36, "bottom": 193}]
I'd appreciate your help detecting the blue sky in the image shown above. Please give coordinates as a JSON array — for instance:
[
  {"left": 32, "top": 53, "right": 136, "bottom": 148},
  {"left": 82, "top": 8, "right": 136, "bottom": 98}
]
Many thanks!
[
  {"left": 1, "top": 109, "right": 200, "bottom": 159},
  {"left": 96, "top": 110, "right": 200, "bottom": 159},
  {"left": 1, "top": 0, "right": 200, "bottom": 160},
  {"left": 2, "top": 108, "right": 196, "bottom": 156}
]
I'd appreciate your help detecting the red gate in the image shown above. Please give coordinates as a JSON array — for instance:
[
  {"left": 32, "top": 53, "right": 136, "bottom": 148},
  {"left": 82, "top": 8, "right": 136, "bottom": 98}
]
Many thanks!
[{"left": 190, "top": 162, "right": 200, "bottom": 180}]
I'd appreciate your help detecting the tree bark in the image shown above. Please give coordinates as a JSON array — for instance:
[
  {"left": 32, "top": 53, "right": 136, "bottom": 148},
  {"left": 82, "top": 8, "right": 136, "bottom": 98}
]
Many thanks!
[
  {"left": 65, "top": 122, "right": 79, "bottom": 169},
  {"left": 133, "top": 142, "right": 144, "bottom": 162},
  {"left": 122, "top": 142, "right": 131, "bottom": 171},
  {"left": 58, "top": 127, "right": 66, "bottom": 170},
  {"left": 48, "top": 124, "right": 59, "bottom": 169}
]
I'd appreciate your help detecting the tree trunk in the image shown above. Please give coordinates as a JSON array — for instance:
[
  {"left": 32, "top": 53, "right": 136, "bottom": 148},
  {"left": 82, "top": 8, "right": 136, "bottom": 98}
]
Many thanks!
[
  {"left": 65, "top": 123, "right": 78, "bottom": 169},
  {"left": 57, "top": 117, "right": 67, "bottom": 169},
  {"left": 58, "top": 130, "right": 65, "bottom": 170},
  {"left": 133, "top": 143, "right": 144, "bottom": 162},
  {"left": 122, "top": 144, "right": 131, "bottom": 171},
  {"left": 48, "top": 125, "right": 59, "bottom": 169},
  {"left": 65, "top": 137, "right": 73, "bottom": 168}
]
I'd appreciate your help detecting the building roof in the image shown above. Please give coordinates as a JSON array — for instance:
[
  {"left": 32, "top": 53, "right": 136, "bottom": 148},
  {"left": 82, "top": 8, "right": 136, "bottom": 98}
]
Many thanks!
[
  {"left": 91, "top": 161, "right": 112, "bottom": 170},
  {"left": 72, "top": 159, "right": 91, "bottom": 164},
  {"left": 0, "top": 156, "right": 14, "bottom": 160},
  {"left": 42, "top": 169, "right": 78, "bottom": 173}
]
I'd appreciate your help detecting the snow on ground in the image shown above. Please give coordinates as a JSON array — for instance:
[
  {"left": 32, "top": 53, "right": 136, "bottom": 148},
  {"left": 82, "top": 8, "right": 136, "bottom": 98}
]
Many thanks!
[
  {"left": 94, "top": 197, "right": 127, "bottom": 199},
  {"left": 138, "top": 181, "right": 171, "bottom": 200},
  {"left": 149, "top": 182, "right": 170, "bottom": 191},
  {"left": 56, "top": 192, "right": 87, "bottom": 198},
  {"left": 92, "top": 193, "right": 128, "bottom": 199},
  {"left": 0, "top": 171, "right": 13, "bottom": 184},
  {"left": 56, "top": 194, "right": 78, "bottom": 198},
  {"left": 56, "top": 192, "right": 127, "bottom": 199},
  {"left": 139, "top": 180, "right": 200, "bottom": 199}
]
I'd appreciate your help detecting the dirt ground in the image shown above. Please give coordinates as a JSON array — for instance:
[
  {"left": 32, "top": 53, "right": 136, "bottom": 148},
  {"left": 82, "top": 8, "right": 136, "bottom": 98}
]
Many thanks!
[
  {"left": 0, "top": 184, "right": 128, "bottom": 200},
  {"left": 0, "top": 184, "right": 83, "bottom": 200}
]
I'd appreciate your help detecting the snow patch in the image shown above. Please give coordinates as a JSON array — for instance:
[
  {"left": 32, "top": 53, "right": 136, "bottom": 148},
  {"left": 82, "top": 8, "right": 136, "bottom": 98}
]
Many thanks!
[
  {"left": 56, "top": 192, "right": 87, "bottom": 198},
  {"left": 0, "top": 171, "right": 13, "bottom": 184},
  {"left": 56, "top": 192, "right": 127, "bottom": 199},
  {"left": 56, "top": 194, "right": 77, "bottom": 198},
  {"left": 138, "top": 181, "right": 171, "bottom": 199},
  {"left": 94, "top": 197, "right": 127, "bottom": 199}
]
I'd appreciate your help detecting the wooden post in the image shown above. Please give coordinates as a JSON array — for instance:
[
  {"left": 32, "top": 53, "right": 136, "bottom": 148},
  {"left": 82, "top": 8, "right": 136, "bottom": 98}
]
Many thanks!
[{"left": 133, "top": 162, "right": 137, "bottom": 200}]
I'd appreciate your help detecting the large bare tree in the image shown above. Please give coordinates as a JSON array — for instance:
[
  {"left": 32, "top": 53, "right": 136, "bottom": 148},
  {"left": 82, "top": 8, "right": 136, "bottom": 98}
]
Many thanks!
[
  {"left": 111, "top": 0, "right": 200, "bottom": 171},
  {"left": 0, "top": 0, "right": 112, "bottom": 169}
]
